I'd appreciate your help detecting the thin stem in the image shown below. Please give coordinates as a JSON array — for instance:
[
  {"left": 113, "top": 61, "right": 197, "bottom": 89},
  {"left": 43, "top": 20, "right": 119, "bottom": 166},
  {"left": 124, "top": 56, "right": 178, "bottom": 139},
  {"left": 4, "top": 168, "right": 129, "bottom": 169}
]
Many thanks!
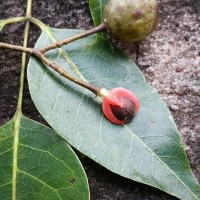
[
  {"left": 0, "top": 17, "right": 28, "bottom": 31},
  {"left": 0, "top": 42, "right": 101, "bottom": 95},
  {"left": 29, "top": 17, "right": 56, "bottom": 42},
  {"left": 35, "top": 53, "right": 101, "bottom": 94},
  {"left": 16, "top": 1, "right": 32, "bottom": 113},
  {"left": 0, "top": 43, "right": 33, "bottom": 54},
  {"left": 26, "top": 0, "right": 32, "bottom": 17},
  {"left": 40, "top": 22, "right": 107, "bottom": 53},
  {"left": 12, "top": 1, "right": 32, "bottom": 200},
  {"left": 0, "top": 19, "right": 107, "bottom": 96},
  {"left": 29, "top": 17, "right": 89, "bottom": 82}
]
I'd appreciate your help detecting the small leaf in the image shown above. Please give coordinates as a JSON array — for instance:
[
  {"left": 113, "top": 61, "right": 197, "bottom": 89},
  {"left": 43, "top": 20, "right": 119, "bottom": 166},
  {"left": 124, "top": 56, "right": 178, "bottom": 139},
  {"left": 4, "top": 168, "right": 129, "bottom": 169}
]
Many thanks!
[
  {"left": 0, "top": 116, "right": 89, "bottom": 200},
  {"left": 89, "top": 0, "right": 107, "bottom": 26},
  {"left": 27, "top": 29, "right": 200, "bottom": 200}
]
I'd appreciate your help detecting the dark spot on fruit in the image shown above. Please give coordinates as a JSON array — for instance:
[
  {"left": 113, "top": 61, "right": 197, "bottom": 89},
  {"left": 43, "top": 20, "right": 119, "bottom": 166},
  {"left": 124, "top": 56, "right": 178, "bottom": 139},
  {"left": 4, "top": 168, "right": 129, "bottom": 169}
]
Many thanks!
[
  {"left": 103, "top": 0, "right": 158, "bottom": 42},
  {"left": 110, "top": 98, "right": 136, "bottom": 122},
  {"left": 133, "top": 10, "right": 143, "bottom": 19}
]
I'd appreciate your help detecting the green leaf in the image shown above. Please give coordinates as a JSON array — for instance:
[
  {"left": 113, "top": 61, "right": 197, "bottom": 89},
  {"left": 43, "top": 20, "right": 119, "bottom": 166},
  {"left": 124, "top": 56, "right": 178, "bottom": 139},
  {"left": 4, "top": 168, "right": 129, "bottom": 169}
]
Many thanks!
[
  {"left": 89, "top": 0, "right": 107, "bottom": 26},
  {"left": 0, "top": 116, "right": 89, "bottom": 200},
  {"left": 27, "top": 29, "right": 200, "bottom": 200}
]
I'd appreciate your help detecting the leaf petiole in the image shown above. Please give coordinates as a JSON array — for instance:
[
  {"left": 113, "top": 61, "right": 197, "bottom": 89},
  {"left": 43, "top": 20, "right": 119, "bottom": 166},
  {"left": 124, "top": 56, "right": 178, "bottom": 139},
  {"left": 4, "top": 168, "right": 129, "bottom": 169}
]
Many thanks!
[{"left": 0, "top": 17, "right": 28, "bottom": 31}]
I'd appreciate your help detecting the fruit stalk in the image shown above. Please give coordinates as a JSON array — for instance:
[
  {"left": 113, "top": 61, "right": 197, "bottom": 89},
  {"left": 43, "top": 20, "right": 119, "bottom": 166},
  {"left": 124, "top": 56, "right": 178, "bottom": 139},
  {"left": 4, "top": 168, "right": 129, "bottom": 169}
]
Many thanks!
[
  {"left": 0, "top": 42, "right": 102, "bottom": 95},
  {"left": 40, "top": 22, "right": 107, "bottom": 53},
  {"left": 35, "top": 52, "right": 102, "bottom": 94},
  {"left": 0, "top": 21, "right": 109, "bottom": 95}
]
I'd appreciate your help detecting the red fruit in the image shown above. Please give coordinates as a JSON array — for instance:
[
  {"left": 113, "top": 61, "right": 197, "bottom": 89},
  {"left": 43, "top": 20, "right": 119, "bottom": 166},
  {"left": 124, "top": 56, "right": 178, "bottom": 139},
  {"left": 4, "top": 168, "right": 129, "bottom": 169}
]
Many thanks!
[{"left": 101, "top": 87, "right": 139, "bottom": 125}]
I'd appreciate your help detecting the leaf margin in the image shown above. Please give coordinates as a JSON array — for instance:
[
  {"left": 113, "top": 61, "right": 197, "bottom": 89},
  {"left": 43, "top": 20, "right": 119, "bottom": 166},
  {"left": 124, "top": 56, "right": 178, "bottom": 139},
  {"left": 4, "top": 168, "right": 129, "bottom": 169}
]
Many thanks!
[
  {"left": 0, "top": 115, "right": 90, "bottom": 200},
  {"left": 27, "top": 27, "right": 200, "bottom": 200}
]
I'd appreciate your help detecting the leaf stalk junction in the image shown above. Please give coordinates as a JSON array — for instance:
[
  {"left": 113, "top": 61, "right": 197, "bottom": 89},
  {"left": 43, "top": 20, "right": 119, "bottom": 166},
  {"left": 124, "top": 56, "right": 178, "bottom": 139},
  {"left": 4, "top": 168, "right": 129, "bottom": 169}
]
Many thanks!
[{"left": 0, "top": 21, "right": 107, "bottom": 95}]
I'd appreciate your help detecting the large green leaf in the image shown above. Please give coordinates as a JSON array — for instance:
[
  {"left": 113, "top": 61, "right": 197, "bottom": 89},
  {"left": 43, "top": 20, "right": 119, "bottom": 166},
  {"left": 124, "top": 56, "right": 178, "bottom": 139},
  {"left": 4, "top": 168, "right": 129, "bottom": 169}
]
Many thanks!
[
  {"left": 27, "top": 29, "right": 200, "bottom": 200},
  {"left": 0, "top": 116, "right": 89, "bottom": 200}
]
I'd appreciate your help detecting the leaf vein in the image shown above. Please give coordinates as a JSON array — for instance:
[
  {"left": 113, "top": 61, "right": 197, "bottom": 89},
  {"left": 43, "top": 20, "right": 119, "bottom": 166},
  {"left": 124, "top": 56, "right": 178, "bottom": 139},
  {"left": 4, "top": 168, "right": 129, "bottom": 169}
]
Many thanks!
[
  {"left": 18, "top": 169, "right": 62, "bottom": 200},
  {"left": 19, "top": 143, "right": 76, "bottom": 177},
  {"left": 0, "top": 148, "right": 13, "bottom": 156},
  {"left": 124, "top": 125, "right": 198, "bottom": 199}
]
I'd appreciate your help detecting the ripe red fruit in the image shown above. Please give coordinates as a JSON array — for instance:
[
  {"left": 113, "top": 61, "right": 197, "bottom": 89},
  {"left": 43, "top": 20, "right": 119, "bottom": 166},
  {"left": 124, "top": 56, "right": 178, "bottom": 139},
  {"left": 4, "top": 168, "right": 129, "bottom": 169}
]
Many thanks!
[{"left": 100, "top": 87, "right": 139, "bottom": 125}]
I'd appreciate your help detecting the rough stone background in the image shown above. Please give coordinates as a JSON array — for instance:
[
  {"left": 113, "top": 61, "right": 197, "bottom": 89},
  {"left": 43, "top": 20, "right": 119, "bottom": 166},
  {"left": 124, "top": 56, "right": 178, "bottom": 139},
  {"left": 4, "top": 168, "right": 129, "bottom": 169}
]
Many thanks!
[{"left": 0, "top": 0, "right": 199, "bottom": 199}]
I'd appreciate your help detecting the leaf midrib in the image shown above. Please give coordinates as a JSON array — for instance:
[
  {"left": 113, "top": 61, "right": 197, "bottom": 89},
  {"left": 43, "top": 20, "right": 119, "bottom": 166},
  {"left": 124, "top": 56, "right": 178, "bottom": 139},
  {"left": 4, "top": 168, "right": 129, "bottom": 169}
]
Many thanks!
[{"left": 12, "top": 112, "right": 21, "bottom": 200}]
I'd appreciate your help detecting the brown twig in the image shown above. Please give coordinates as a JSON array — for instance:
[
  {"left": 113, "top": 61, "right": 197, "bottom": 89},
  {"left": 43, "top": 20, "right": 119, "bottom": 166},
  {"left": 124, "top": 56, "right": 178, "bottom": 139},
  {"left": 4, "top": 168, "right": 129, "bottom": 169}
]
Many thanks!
[
  {"left": 34, "top": 52, "right": 102, "bottom": 94},
  {"left": 0, "top": 23, "right": 108, "bottom": 95},
  {"left": 40, "top": 22, "right": 107, "bottom": 53},
  {"left": 0, "top": 42, "right": 101, "bottom": 95}
]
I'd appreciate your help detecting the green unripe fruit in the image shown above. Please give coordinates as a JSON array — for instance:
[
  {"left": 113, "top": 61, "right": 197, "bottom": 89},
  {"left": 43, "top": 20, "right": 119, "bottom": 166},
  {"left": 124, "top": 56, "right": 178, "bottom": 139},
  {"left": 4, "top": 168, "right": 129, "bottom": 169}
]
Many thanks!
[{"left": 103, "top": 0, "right": 158, "bottom": 42}]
